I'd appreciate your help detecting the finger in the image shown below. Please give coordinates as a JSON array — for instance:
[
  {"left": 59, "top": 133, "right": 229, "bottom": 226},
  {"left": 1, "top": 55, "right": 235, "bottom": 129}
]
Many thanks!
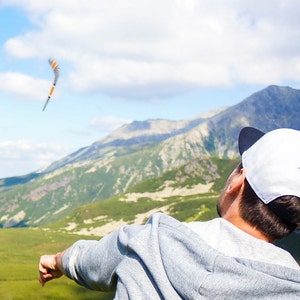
[
  {"left": 39, "top": 276, "right": 46, "bottom": 286},
  {"left": 39, "top": 264, "right": 48, "bottom": 274},
  {"left": 39, "top": 271, "right": 53, "bottom": 286}
]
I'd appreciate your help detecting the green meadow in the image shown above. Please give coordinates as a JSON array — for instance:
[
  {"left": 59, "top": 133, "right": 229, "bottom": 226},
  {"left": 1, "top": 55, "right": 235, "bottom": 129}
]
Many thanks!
[{"left": 0, "top": 228, "right": 114, "bottom": 300}]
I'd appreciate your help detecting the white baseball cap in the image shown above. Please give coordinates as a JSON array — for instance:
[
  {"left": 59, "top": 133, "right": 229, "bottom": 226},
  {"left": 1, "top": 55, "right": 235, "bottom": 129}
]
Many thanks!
[{"left": 238, "top": 127, "right": 300, "bottom": 204}]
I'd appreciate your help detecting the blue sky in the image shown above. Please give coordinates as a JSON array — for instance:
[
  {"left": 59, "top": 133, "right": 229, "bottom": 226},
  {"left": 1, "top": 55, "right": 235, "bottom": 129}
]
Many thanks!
[{"left": 0, "top": 0, "right": 300, "bottom": 178}]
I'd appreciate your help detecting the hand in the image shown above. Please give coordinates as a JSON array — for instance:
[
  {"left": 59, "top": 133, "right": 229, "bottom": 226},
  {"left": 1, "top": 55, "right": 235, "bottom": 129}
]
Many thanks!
[{"left": 39, "top": 254, "right": 63, "bottom": 286}]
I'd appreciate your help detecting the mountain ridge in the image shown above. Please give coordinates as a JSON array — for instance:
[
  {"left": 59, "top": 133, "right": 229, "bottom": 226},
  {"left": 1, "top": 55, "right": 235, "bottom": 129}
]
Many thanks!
[{"left": 1, "top": 85, "right": 300, "bottom": 228}]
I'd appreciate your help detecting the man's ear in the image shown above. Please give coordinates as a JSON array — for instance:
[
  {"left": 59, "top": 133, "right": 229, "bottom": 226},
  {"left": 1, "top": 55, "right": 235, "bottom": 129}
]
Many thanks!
[{"left": 226, "top": 168, "right": 246, "bottom": 195}]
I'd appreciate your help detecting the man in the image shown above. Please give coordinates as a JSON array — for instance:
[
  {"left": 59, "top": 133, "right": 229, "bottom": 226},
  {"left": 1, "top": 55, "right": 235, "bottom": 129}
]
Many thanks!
[{"left": 39, "top": 127, "right": 300, "bottom": 299}]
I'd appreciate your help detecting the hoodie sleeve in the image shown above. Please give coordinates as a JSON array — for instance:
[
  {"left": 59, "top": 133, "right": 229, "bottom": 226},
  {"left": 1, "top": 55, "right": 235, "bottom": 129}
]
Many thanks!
[{"left": 61, "top": 224, "right": 144, "bottom": 291}]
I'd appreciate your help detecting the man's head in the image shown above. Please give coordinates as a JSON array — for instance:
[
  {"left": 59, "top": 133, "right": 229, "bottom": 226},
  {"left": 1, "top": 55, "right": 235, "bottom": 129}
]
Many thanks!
[
  {"left": 218, "top": 127, "right": 300, "bottom": 240},
  {"left": 238, "top": 127, "right": 300, "bottom": 204}
]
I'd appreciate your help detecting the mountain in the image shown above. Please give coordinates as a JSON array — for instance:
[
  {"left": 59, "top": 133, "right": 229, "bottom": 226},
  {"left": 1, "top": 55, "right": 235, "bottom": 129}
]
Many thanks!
[
  {"left": 45, "top": 84, "right": 300, "bottom": 168},
  {"left": 1, "top": 85, "right": 300, "bottom": 228},
  {"left": 43, "top": 107, "right": 227, "bottom": 171}
]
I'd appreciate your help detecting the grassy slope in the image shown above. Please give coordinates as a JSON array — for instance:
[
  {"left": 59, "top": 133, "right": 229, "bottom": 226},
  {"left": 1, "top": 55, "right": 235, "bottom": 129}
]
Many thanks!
[{"left": 49, "top": 158, "right": 235, "bottom": 230}]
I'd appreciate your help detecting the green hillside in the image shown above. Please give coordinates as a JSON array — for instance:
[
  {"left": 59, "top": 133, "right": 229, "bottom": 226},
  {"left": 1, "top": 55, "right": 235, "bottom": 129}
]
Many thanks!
[{"left": 45, "top": 157, "right": 236, "bottom": 233}]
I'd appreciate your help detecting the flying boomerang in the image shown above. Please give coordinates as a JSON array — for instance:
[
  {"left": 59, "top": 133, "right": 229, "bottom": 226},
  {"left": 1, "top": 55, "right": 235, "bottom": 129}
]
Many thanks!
[{"left": 42, "top": 58, "right": 60, "bottom": 111}]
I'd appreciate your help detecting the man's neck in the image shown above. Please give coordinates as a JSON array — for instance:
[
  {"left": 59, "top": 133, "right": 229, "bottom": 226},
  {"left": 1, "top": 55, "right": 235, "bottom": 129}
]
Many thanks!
[
  {"left": 222, "top": 197, "right": 272, "bottom": 242},
  {"left": 224, "top": 215, "right": 272, "bottom": 242}
]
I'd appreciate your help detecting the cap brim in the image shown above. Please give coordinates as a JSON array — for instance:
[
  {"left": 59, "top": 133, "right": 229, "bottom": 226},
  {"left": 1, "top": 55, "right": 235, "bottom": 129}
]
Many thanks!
[{"left": 238, "top": 127, "right": 265, "bottom": 155}]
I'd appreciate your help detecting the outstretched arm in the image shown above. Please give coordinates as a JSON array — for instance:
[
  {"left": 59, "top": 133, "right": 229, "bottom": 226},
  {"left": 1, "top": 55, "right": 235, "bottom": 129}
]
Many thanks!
[{"left": 38, "top": 224, "right": 145, "bottom": 290}]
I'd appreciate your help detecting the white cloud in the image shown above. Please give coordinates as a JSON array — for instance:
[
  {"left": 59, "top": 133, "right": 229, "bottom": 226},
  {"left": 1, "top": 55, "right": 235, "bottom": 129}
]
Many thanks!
[
  {"left": 4, "top": 35, "right": 38, "bottom": 58},
  {"left": 2, "top": 0, "right": 300, "bottom": 99},
  {"left": 0, "top": 72, "right": 50, "bottom": 101}
]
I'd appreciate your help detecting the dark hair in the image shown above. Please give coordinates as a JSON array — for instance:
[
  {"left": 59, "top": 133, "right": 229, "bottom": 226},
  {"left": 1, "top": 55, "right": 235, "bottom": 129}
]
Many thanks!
[{"left": 239, "top": 163, "right": 300, "bottom": 240}]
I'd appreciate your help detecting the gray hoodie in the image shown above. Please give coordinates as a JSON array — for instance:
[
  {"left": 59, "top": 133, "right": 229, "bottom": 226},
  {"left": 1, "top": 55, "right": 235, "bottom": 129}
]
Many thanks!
[{"left": 62, "top": 213, "right": 300, "bottom": 299}]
